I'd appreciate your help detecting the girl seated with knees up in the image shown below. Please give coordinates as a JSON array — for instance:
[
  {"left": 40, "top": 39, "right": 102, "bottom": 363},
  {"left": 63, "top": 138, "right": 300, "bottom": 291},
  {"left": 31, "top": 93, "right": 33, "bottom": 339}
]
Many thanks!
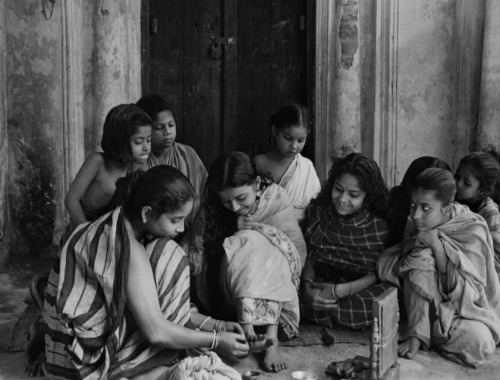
[
  {"left": 301, "top": 153, "right": 393, "bottom": 330},
  {"left": 63, "top": 104, "right": 152, "bottom": 242},
  {"left": 378, "top": 168, "right": 500, "bottom": 367},
  {"left": 455, "top": 151, "right": 500, "bottom": 280},
  {"left": 253, "top": 103, "right": 321, "bottom": 225},
  {"left": 185, "top": 151, "right": 306, "bottom": 373},
  {"left": 44, "top": 166, "right": 249, "bottom": 380},
  {"left": 387, "top": 156, "right": 451, "bottom": 245}
]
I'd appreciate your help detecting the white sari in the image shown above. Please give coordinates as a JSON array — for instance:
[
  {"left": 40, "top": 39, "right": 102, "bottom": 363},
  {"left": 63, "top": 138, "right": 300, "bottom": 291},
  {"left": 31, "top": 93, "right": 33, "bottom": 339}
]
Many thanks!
[{"left": 279, "top": 154, "right": 321, "bottom": 223}]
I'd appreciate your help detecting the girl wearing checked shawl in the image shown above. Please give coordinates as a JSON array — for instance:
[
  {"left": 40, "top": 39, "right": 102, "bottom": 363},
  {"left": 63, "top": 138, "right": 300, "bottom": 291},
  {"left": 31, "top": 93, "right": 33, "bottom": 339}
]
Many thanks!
[
  {"left": 301, "top": 153, "right": 393, "bottom": 330},
  {"left": 43, "top": 166, "right": 248, "bottom": 380},
  {"left": 185, "top": 151, "right": 306, "bottom": 373},
  {"left": 378, "top": 168, "right": 500, "bottom": 367}
]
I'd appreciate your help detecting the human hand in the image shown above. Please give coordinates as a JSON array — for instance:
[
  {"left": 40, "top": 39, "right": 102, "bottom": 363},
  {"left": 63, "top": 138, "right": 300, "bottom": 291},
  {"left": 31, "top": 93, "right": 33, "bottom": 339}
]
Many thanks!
[
  {"left": 303, "top": 282, "right": 337, "bottom": 310},
  {"left": 237, "top": 216, "right": 258, "bottom": 230},
  {"left": 216, "top": 331, "right": 249, "bottom": 359},
  {"left": 223, "top": 321, "right": 245, "bottom": 336},
  {"left": 416, "top": 229, "right": 440, "bottom": 249}
]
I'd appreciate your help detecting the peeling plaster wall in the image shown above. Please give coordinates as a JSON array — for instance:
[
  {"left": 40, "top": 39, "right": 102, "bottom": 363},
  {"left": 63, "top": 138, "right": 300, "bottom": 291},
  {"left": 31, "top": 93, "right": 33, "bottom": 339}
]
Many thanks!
[
  {"left": 5, "top": 1, "right": 64, "bottom": 256},
  {"left": 394, "top": 0, "right": 456, "bottom": 179},
  {"left": 478, "top": 0, "right": 500, "bottom": 151},
  {"left": 2, "top": 0, "right": 141, "bottom": 258},
  {"left": 82, "top": 0, "right": 141, "bottom": 153}
]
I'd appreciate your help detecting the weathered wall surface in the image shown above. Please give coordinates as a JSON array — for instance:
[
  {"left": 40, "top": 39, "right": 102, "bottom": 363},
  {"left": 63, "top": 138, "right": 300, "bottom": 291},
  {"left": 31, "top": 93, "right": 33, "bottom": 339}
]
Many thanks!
[
  {"left": 5, "top": 1, "right": 64, "bottom": 255},
  {"left": 82, "top": 0, "right": 141, "bottom": 152},
  {"left": 1, "top": 0, "right": 140, "bottom": 259},
  {"left": 478, "top": 0, "right": 500, "bottom": 152},
  {"left": 0, "top": 0, "right": 8, "bottom": 262}
]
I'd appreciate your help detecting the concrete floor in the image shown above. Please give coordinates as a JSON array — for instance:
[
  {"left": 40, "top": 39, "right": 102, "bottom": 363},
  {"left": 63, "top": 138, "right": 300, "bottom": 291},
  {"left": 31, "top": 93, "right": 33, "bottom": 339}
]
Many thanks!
[{"left": 1, "top": 255, "right": 499, "bottom": 380}]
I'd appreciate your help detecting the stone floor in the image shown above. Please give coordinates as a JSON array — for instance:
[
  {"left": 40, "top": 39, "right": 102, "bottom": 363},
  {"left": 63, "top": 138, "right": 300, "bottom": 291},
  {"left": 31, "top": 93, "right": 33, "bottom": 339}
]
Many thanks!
[{"left": 0, "top": 255, "right": 499, "bottom": 380}]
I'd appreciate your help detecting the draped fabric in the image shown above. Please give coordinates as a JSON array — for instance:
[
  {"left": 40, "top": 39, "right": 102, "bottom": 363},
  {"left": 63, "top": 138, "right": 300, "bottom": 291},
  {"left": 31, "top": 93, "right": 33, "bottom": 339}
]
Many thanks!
[
  {"left": 378, "top": 203, "right": 500, "bottom": 367},
  {"left": 301, "top": 203, "right": 391, "bottom": 330},
  {"left": 148, "top": 142, "right": 208, "bottom": 225},
  {"left": 278, "top": 154, "right": 321, "bottom": 223},
  {"left": 477, "top": 197, "right": 500, "bottom": 280},
  {"left": 186, "top": 183, "right": 305, "bottom": 330},
  {"left": 44, "top": 208, "right": 191, "bottom": 379},
  {"left": 221, "top": 225, "right": 301, "bottom": 339}
]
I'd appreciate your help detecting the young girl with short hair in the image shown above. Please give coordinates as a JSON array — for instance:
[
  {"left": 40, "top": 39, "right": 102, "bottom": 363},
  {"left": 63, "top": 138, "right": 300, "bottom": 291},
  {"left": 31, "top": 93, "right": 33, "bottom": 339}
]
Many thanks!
[
  {"left": 253, "top": 103, "right": 321, "bottom": 224},
  {"left": 301, "top": 153, "right": 393, "bottom": 330},
  {"left": 64, "top": 103, "right": 152, "bottom": 229},
  {"left": 378, "top": 168, "right": 500, "bottom": 367},
  {"left": 455, "top": 151, "right": 500, "bottom": 278}
]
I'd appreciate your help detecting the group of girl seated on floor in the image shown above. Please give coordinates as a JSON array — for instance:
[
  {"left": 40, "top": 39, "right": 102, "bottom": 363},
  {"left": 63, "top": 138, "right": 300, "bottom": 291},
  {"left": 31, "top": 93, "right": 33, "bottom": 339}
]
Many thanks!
[{"left": 32, "top": 96, "right": 500, "bottom": 379}]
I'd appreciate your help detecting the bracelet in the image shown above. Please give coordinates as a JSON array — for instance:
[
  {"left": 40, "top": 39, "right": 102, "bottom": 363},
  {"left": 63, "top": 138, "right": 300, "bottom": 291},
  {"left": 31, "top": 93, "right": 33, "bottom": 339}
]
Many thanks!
[
  {"left": 331, "top": 283, "right": 338, "bottom": 299},
  {"left": 210, "top": 329, "right": 217, "bottom": 350},
  {"left": 214, "top": 319, "right": 225, "bottom": 333},
  {"left": 198, "top": 316, "right": 211, "bottom": 331},
  {"left": 303, "top": 278, "right": 314, "bottom": 287},
  {"left": 347, "top": 282, "right": 352, "bottom": 297}
]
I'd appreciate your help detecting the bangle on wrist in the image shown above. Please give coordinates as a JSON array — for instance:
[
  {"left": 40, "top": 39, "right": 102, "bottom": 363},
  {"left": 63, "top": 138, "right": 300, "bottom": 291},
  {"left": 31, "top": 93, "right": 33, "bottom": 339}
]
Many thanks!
[
  {"left": 198, "top": 316, "right": 211, "bottom": 331},
  {"left": 331, "top": 283, "right": 337, "bottom": 299},
  {"left": 303, "top": 278, "right": 314, "bottom": 287}
]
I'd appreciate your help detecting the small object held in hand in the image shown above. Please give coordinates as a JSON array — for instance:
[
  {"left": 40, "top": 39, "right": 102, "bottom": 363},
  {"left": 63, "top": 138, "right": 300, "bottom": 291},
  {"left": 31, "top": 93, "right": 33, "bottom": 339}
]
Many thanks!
[
  {"left": 291, "top": 370, "right": 318, "bottom": 380},
  {"left": 320, "top": 327, "right": 335, "bottom": 347}
]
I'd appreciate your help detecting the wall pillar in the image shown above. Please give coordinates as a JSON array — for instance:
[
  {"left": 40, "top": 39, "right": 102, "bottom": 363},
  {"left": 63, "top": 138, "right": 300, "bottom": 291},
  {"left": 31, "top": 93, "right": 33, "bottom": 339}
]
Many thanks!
[
  {"left": 478, "top": 0, "right": 500, "bottom": 152},
  {"left": 373, "top": 0, "right": 399, "bottom": 186},
  {"left": 0, "top": 0, "right": 8, "bottom": 261},
  {"left": 82, "top": 0, "right": 141, "bottom": 151}
]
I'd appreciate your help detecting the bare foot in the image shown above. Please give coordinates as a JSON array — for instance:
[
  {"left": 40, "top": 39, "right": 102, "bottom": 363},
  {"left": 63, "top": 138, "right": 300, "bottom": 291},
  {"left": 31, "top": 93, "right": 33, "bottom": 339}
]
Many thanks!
[
  {"left": 25, "top": 316, "right": 45, "bottom": 377},
  {"left": 242, "top": 323, "right": 257, "bottom": 341},
  {"left": 25, "top": 352, "right": 45, "bottom": 377},
  {"left": 249, "top": 337, "right": 274, "bottom": 353},
  {"left": 262, "top": 344, "right": 287, "bottom": 372},
  {"left": 398, "top": 337, "right": 421, "bottom": 359}
]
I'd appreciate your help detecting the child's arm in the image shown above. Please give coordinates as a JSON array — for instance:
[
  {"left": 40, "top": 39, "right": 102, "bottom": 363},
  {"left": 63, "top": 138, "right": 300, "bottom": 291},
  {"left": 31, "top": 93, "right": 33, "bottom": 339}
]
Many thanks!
[
  {"left": 417, "top": 229, "right": 448, "bottom": 273},
  {"left": 64, "top": 153, "right": 103, "bottom": 225}
]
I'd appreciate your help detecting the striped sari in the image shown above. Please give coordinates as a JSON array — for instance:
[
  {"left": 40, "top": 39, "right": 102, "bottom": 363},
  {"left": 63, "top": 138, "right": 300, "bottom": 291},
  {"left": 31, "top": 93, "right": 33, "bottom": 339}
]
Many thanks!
[
  {"left": 43, "top": 208, "right": 191, "bottom": 380},
  {"left": 301, "top": 203, "right": 392, "bottom": 330}
]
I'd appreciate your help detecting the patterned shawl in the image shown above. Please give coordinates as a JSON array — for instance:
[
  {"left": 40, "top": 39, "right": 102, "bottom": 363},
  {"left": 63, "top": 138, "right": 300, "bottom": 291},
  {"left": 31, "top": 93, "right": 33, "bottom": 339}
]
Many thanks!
[{"left": 305, "top": 202, "right": 389, "bottom": 274}]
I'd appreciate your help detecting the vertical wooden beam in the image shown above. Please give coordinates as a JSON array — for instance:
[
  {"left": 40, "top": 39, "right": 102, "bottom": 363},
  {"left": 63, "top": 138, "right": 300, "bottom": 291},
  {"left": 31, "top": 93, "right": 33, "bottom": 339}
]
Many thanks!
[
  {"left": 373, "top": 0, "right": 399, "bottom": 187},
  {"left": 0, "top": 0, "right": 8, "bottom": 261},
  {"left": 222, "top": 0, "right": 237, "bottom": 153},
  {"left": 313, "top": 0, "right": 340, "bottom": 182},
  {"left": 60, "top": 0, "right": 85, "bottom": 229}
]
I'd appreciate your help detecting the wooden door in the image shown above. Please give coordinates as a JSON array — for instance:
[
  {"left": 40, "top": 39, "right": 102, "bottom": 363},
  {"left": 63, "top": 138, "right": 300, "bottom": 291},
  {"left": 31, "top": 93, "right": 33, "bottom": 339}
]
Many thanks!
[{"left": 142, "top": 0, "right": 309, "bottom": 169}]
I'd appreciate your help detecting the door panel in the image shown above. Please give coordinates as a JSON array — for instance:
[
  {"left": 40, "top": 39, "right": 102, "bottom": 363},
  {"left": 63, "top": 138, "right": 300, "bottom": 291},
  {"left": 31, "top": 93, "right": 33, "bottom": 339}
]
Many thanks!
[{"left": 142, "top": 1, "right": 309, "bottom": 169}]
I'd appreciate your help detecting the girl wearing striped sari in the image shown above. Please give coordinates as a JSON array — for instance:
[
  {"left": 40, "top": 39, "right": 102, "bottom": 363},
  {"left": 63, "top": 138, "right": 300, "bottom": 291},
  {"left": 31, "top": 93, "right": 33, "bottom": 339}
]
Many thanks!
[{"left": 43, "top": 166, "right": 248, "bottom": 380}]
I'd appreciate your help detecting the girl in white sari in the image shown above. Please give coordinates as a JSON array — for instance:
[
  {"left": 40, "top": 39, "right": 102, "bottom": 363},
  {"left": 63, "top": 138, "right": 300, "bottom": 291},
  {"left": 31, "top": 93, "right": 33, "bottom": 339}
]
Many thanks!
[
  {"left": 254, "top": 104, "right": 321, "bottom": 224},
  {"left": 185, "top": 151, "right": 306, "bottom": 373}
]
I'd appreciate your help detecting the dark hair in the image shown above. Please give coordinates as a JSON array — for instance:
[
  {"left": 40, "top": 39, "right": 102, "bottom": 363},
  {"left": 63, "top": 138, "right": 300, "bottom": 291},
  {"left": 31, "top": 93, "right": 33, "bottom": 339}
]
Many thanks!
[
  {"left": 388, "top": 156, "right": 451, "bottom": 244},
  {"left": 410, "top": 167, "right": 456, "bottom": 205},
  {"left": 271, "top": 103, "right": 311, "bottom": 132},
  {"left": 457, "top": 151, "right": 500, "bottom": 203},
  {"left": 201, "top": 151, "right": 270, "bottom": 319},
  {"left": 114, "top": 165, "right": 195, "bottom": 220},
  {"left": 100, "top": 104, "right": 152, "bottom": 163},
  {"left": 136, "top": 94, "right": 172, "bottom": 121},
  {"left": 314, "top": 153, "right": 389, "bottom": 219}
]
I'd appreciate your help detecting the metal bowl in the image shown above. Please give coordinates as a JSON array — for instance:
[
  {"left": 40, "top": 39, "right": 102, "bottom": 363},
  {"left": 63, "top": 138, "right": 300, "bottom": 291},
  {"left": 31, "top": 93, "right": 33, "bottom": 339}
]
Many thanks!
[{"left": 291, "top": 370, "right": 318, "bottom": 380}]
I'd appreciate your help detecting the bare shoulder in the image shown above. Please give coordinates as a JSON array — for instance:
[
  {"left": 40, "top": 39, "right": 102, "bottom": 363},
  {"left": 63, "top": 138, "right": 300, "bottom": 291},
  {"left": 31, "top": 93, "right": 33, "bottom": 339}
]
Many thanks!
[{"left": 253, "top": 153, "right": 269, "bottom": 169}]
